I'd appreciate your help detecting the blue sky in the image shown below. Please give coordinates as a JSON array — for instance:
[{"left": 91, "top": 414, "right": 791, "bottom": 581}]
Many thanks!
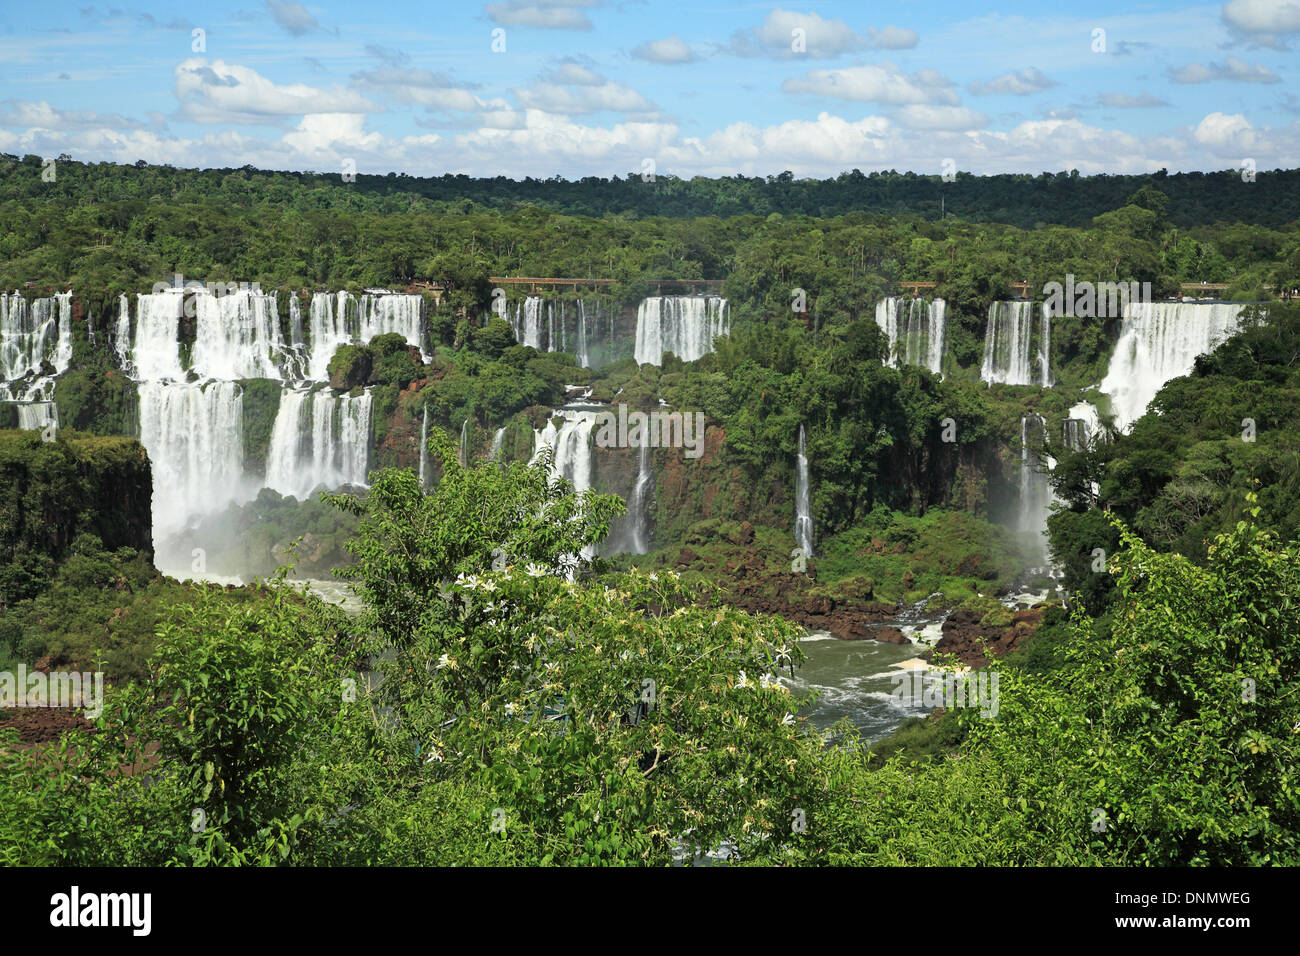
[{"left": 1, "top": 0, "right": 1297, "bottom": 177}]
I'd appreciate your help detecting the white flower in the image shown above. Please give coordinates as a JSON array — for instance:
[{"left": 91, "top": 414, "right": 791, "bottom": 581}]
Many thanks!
[
  {"left": 437, "top": 654, "right": 453, "bottom": 670},
  {"left": 525, "top": 563, "right": 548, "bottom": 578},
  {"left": 782, "top": 713, "right": 796, "bottom": 727},
  {"left": 737, "top": 670, "right": 749, "bottom": 689},
  {"left": 462, "top": 574, "right": 481, "bottom": 591},
  {"left": 480, "top": 578, "right": 499, "bottom": 593},
  {"left": 647, "top": 571, "right": 658, "bottom": 581},
  {"left": 504, "top": 703, "right": 517, "bottom": 716},
  {"left": 425, "top": 749, "right": 443, "bottom": 763}
]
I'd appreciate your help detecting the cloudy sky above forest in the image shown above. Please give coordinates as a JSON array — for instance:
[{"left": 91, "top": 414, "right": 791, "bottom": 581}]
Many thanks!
[{"left": 2, "top": 0, "right": 1298, "bottom": 178}]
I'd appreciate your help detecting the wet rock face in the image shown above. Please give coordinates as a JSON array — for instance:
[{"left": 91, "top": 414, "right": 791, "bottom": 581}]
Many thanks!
[{"left": 934, "top": 605, "right": 1045, "bottom": 668}]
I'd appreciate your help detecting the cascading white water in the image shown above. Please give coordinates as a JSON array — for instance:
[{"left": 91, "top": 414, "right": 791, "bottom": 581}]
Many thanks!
[
  {"left": 115, "top": 294, "right": 133, "bottom": 373},
  {"left": 264, "top": 388, "right": 373, "bottom": 501},
  {"left": 634, "top": 296, "right": 729, "bottom": 366},
  {"left": 0, "top": 292, "right": 73, "bottom": 407},
  {"left": 981, "top": 301, "right": 1051, "bottom": 386},
  {"left": 307, "top": 292, "right": 351, "bottom": 380},
  {"left": 874, "top": 297, "right": 946, "bottom": 374},
  {"left": 795, "top": 424, "right": 814, "bottom": 558},
  {"left": 17, "top": 402, "right": 58, "bottom": 431},
  {"left": 138, "top": 380, "right": 246, "bottom": 540},
  {"left": 283, "top": 292, "right": 309, "bottom": 380},
  {"left": 491, "top": 426, "right": 506, "bottom": 460},
  {"left": 418, "top": 406, "right": 429, "bottom": 488},
  {"left": 459, "top": 418, "right": 469, "bottom": 467},
  {"left": 1100, "top": 301, "right": 1244, "bottom": 432},
  {"left": 1, "top": 291, "right": 72, "bottom": 377},
  {"left": 1018, "top": 415, "right": 1055, "bottom": 566},
  {"left": 1063, "top": 401, "right": 1101, "bottom": 451},
  {"left": 359, "top": 292, "right": 427, "bottom": 360},
  {"left": 576, "top": 301, "right": 590, "bottom": 367},
  {"left": 624, "top": 439, "right": 654, "bottom": 554},
  {"left": 532, "top": 407, "right": 597, "bottom": 494},
  {"left": 508, "top": 297, "right": 545, "bottom": 350},
  {"left": 129, "top": 291, "right": 186, "bottom": 381},
  {"left": 305, "top": 291, "right": 425, "bottom": 380},
  {"left": 190, "top": 289, "right": 287, "bottom": 380}
]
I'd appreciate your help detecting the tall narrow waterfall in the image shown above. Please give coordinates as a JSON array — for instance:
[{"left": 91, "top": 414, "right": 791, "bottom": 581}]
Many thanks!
[
  {"left": 418, "top": 406, "right": 430, "bottom": 488},
  {"left": 138, "top": 380, "right": 247, "bottom": 539},
  {"left": 1018, "top": 415, "right": 1055, "bottom": 565},
  {"left": 634, "top": 296, "right": 729, "bottom": 366},
  {"left": 795, "top": 424, "right": 814, "bottom": 558},
  {"left": 491, "top": 426, "right": 506, "bottom": 460},
  {"left": 874, "top": 297, "right": 946, "bottom": 374},
  {"left": 459, "top": 418, "right": 469, "bottom": 467},
  {"left": 624, "top": 439, "right": 654, "bottom": 554},
  {"left": 264, "top": 388, "right": 373, "bottom": 500},
  {"left": 191, "top": 289, "right": 286, "bottom": 380},
  {"left": 981, "top": 301, "right": 1051, "bottom": 386},
  {"left": 576, "top": 301, "right": 590, "bottom": 367},
  {"left": 1100, "top": 302, "right": 1244, "bottom": 431}
]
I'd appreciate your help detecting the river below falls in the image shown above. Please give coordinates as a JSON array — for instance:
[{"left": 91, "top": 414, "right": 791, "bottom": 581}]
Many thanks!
[{"left": 181, "top": 573, "right": 1045, "bottom": 744}]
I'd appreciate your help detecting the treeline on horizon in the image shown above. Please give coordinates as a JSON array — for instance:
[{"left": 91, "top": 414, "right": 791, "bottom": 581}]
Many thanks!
[
  {"left": 3, "top": 152, "right": 1298, "bottom": 229},
  {"left": 4, "top": 150, "right": 1300, "bottom": 321}
]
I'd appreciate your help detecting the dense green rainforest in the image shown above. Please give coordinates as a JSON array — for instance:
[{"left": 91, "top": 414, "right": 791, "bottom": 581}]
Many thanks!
[{"left": 1, "top": 157, "right": 1298, "bottom": 865}]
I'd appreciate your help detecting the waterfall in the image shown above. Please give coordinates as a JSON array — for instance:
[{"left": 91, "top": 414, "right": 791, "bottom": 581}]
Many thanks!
[
  {"left": 491, "top": 426, "right": 506, "bottom": 460},
  {"left": 264, "top": 388, "right": 373, "bottom": 500},
  {"left": 795, "top": 424, "right": 814, "bottom": 558},
  {"left": 634, "top": 296, "right": 729, "bottom": 366},
  {"left": 305, "top": 291, "right": 426, "bottom": 380},
  {"left": 418, "top": 406, "right": 429, "bottom": 488},
  {"left": 874, "top": 297, "right": 946, "bottom": 374},
  {"left": 115, "top": 294, "right": 133, "bottom": 373},
  {"left": 138, "top": 380, "right": 246, "bottom": 541},
  {"left": 1100, "top": 302, "right": 1244, "bottom": 432},
  {"left": 576, "top": 301, "right": 590, "bottom": 367},
  {"left": 459, "top": 418, "right": 469, "bottom": 467},
  {"left": 1063, "top": 401, "right": 1101, "bottom": 451},
  {"left": 1, "top": 291, "right": 73, "bottom": 382},
  {"left": 507, "top": 297, "right": 545, "bottom": 350},
  {"left": 190, "top": 289, "right": 286, "bottom": 380},
  {"left": 129, "top": 291, "right": 186, "bottom": 381},
  {"left": 284, "top": 292, "right": 309, "bottom": 380},
  {"left": 307, "top": 292, "right": 351, "bottom": 380},
  {"left": 17, "top": 402, "right": 58, "bottom": 431},
  {"left": 1018, "top": 415, "right": 1055, "bottom": 565},
  {"left": 533, "top": 408, "right": 597, "bottom": 494},
  {"left": 616, "top": 437, "right": 654, "bottom": 555},
  {"left": 359, "top": 292, "right": 427, "bottom": 360},
  {"left": 981, "top": 301, "right": 1051, "bottom": 386},
  {"left": 0, "top": 292, "right": 73, "bottom": 409}
]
